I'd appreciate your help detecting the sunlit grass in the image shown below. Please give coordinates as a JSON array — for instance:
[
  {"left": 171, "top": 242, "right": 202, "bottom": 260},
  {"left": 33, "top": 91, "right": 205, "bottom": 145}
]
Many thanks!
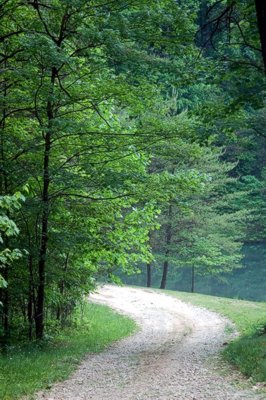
[{"left": 0, "top": 302, "right": 136, "bottom": 400}]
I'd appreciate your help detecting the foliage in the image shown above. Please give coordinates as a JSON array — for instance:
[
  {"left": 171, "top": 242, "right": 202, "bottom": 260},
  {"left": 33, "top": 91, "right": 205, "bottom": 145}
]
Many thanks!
[
  {"left": 0, "top": 0, "right": 265, "bottom": 350},
  {"left": 0, "top": 192, "right": 25, "bottom": 289},
  {"left": 0, "top": 0, "right": 199, "bottom": 341},
  {"left": 145, "top": 140, "right": 248, "bottom": 289}
]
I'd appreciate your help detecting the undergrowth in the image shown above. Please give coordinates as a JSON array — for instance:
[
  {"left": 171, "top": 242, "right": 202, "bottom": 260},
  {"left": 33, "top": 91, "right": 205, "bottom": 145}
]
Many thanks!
[{"left": 0, "top": 302, "right": 136, "bottom": 400}]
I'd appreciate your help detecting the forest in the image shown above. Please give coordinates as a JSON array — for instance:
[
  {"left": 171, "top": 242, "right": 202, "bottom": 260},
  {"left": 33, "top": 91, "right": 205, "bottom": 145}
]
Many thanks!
[{"left": 0, "top": 0, "right": 265, "bottom": 345}]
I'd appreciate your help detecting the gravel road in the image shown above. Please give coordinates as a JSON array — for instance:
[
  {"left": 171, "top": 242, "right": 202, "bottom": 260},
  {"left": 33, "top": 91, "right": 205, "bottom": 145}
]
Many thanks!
[{"left": 37, "top": 285, "right": 265, "bottom": 400}]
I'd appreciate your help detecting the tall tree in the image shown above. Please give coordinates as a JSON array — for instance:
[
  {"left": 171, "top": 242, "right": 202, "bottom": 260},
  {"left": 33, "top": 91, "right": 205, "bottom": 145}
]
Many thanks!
[{"left": 0, "top": 0, "right": 199, "bottom": 340}]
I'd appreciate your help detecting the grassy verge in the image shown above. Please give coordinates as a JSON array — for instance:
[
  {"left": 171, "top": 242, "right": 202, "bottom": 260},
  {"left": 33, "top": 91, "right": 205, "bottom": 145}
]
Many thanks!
[
  {"left": 0, "top": 302, "right": 136, "bottom": 400},
  {"left": 165, "top": 289, "right": 266, "bottom": 382}
]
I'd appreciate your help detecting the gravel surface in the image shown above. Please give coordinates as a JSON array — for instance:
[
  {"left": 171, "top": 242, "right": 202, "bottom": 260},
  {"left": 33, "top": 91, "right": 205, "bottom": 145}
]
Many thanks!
[{"left": 37, "top": 285, "right": 265, "bottom": 400}]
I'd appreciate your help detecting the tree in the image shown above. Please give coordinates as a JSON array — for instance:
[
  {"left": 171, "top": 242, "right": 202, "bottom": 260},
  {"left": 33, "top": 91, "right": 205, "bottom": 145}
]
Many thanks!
[
  {"left": 198, "top": 0, "right": 266, "bottom": 72},
  {"left": 148, "top": 145, "right": 246, "bottom": 290},
  {"left": 0, "top": 0, "right": 199, "bottom": 340}
]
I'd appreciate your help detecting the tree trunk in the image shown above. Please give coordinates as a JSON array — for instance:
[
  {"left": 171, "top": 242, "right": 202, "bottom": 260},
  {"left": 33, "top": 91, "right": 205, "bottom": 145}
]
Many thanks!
[
  {"left": 160, "top": 204, "right": 172, "bottom": 290},
  {"left": 191, "top": 266, "right": 195, "bottom": 293},
  {"left": 254, "top": 0, "right": 266, "bottom": 73},
  {"left": 35, "top": 139, "right": 50, "bottom": 339},
  {"left": 0, "top": 61, "right": 10, "bottom": 342},
  {"left": 27, "top": 254, "right": 34, "bottom": 340},
  {"left": 146, "top": 232, "right": 153, "bottom": 288},
  {"left": 35, "top": 67, "right": 56, "bottom": 340},
  {"left": 28, "top": 294, "right": 33, "bottom": 341},
  {"left": 1, "top": 263, "right": 9, "bottom": 342},
  {"left": 160, "top": 259, "right": 169, "bottom": 289},
  {"left": 197, "top": 0, "right": 212, "bottom": 51},
  {"left": 146, "top": 262, "right": 152, "bottom": 287},
  {"left": 56, "top": 253, "right": 69, "bottom": 323}
]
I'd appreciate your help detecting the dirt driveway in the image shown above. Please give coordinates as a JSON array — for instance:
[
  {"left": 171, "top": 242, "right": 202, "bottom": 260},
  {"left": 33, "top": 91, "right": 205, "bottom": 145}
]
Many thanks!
[{"left": 37, "top": 285, "right": 264, "bottom": 400}]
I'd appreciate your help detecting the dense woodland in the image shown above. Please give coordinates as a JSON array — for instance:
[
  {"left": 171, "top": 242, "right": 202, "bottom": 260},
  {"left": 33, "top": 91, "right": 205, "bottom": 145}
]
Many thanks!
[{"left": 0, "top": 0, "right": 265, "bottom": 343}]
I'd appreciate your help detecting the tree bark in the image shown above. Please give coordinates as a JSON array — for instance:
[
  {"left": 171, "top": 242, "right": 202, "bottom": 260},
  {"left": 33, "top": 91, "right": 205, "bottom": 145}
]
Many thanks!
[
  {"left": 160, "top": 258, "right": 169, "bottom": 290},
  {"left": 254, "top": 0, "right": 266, "bottom": 73},
  {"left": 146, "top": 262, "right": 152, "bottom": 287},
  {"left": 35, "top": 67, "right": 56, "bottom": 340},
  {"left": 160, "top": 204, "right": 172, "bottom": 290},
  {"left": 27, "top": 254, "right": 34, "bottom": 340},
  {"left": 191, "top": 266, "right": 195, "bottom": 293},
  {"left": 197, "top": 0, "right": 213, "bottom": 51},
  {"left": 0, "top": 58, "right": 10, "bottom": 342},
  {"left": 56, "top": 253, "right": 69, "bottom": 323}
]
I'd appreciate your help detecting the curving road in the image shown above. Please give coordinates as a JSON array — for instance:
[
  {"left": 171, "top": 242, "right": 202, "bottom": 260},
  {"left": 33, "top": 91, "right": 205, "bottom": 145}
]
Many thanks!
[{"left": 37, "top": 285, "right": 264, "bottom": 400}]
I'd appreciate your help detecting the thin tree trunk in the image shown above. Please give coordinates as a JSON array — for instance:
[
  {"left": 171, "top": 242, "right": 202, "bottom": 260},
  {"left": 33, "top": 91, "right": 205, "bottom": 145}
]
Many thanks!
[
  {"left": 160, "top": 204, "right": 172, "bottom": 290},
  {"left": 56, "top": 253, "right": 69, "bottom": 323},
  {"left": 146, "top": 232, "right": 153, "bottom": 288},
  {"left": 160, "top": 258, "right": 169, "bottom": 290},
  {"left": 197, "top": 0, "right": 212, "bottom": 51},
  {"left": 35, "top": 67, "right": 56, "bottom": 340},
  {"left": 146, "top": 263, "right": 152, "bottom": 287},
  {"left": 28, "top": 293, "right": 33, "bottom": 340},
  {"left": 191, "top": 266, "right": 195, "bottom": 293},
  {"left": 28, "top": 254, "right": 34, "bottom": 340},
  {"left": 254, "top": 0, "right": 266, "bottom": 73},
  {"left": 2, "top": 265, "right": 9, "bottom": 340},
  {"left": 0, "top": 59, "right": 10, "bottom": 342},
  {"left": 35, "top": 140, "right": 50, "bottom": 339}
]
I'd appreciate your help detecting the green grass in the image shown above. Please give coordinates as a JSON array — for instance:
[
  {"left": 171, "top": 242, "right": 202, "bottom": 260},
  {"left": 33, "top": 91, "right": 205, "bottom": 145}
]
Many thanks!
[
  {"left": 165, "top": 289, "right": 266, "bottom": 382},
  {"left": 0, "top": 302, "right": 136, "bottom": 400}
]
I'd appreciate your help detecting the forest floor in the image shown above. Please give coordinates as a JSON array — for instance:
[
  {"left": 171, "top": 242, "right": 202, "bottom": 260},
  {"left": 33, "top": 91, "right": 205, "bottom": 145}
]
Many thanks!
[{"left": 36, "top": 285, "right": 265, "bottom": 400}]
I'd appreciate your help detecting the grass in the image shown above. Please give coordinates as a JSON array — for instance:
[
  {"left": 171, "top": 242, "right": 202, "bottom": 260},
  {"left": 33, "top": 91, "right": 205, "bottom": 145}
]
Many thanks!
[
  {"left": 0, "top": 302, "right": 136, "bottom": 400},
  {"left": 165, "top": 289, "right": 266, "bottom": 382}
]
